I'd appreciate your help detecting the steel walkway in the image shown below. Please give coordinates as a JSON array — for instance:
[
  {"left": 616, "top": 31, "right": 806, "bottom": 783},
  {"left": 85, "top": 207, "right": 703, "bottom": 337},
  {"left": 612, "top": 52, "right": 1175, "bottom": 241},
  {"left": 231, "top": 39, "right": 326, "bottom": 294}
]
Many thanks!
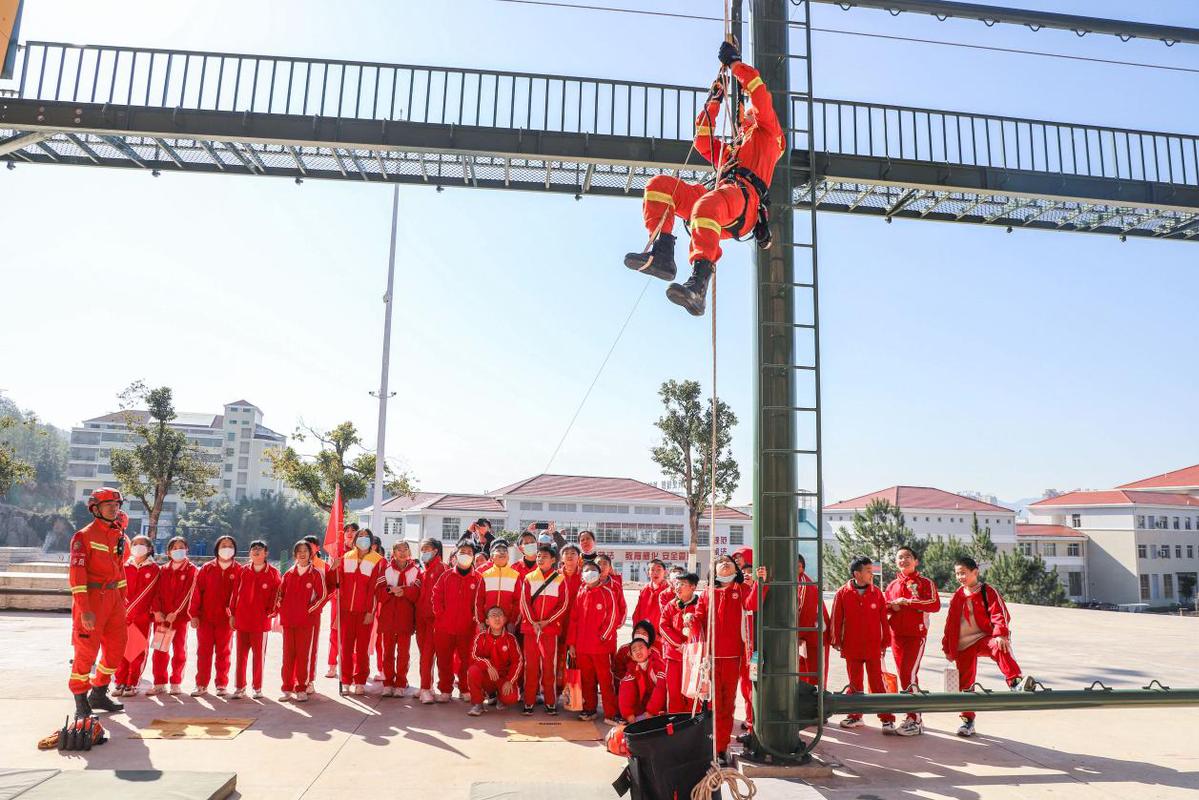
[{"left": 2, "top": 41, "right": 1198, "bottom": 241}]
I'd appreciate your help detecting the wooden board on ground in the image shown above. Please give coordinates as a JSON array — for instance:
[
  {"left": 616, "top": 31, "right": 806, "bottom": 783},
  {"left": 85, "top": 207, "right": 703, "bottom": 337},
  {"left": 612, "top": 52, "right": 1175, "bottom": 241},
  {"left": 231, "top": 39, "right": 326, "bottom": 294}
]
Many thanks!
[
  {"left": 504, "top": 718, "right": 601, "bottom": 742},
  {"left": 132, "top": 717, "right": 255, "bottom": 740},
  {"left": 470, "top": 782, "right": 615, "bottom": 799}
]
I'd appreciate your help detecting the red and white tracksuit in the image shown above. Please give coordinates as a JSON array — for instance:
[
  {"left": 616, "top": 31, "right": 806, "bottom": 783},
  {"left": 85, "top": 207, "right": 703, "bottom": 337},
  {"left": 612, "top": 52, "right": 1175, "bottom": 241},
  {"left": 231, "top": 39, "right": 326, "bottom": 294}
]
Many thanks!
[
  {"left": 942, "top": 582, "right": 1022, "bottom": 720},
  {"left": 307, "top": 556, "right": 330, "bottom": 679},
  {"left": 279, "top": 564, "right": 326, "bottom": 693},
  {"left": 640, "top": 61, "right": 783, "bottom": 266},
  {"left": 618, "top": 649, "right": 668, "bottom": 721},
  {"left": 519, "top": 568, "right": 569, "bottom": 707},
  {"left": 467, "top": 629, "right": 523, "bottom": 706},
  {"left": 556, "top": 567, "right": 583, "bottom": 693},
  {"left": 331, "top": 549, "right": 385, "bottom": 685},
  {"left": 884, "top": 571, "right": 941, "bottom": 722},
  {"left": 476, "top": 563, "right": 522, "bottom": 625},
  {"left": 376, "top": 558, "right": 420, "bottom": 689},
  {"left": 415, "top": 558, "right": 446, "bottom": 691},
  {"left": 830, "top": 580, "right": 891, "bottom": 721},
  {"left": 67, "top": 519, "right": 129, "bottom": 695},
  {"left": 632, "top": 579, "right": 668, "bottom": 649},
  {"left": 796, "top": 569, "right": 830, "bottom": 687},
  {"left": 567, "top": 582, "right": 624, "bottom": 716},
  {"left": 694, "top": 580, "right": 761, "bottom": 754},
  {"left": 151, "top": 559, "right": 198, "bottom": 686},
  {"left": 114, "top": 555, "right": 159, "bottom": 688},
  {"left": 658, "top": 594, "right": 700, "bottom": 714},
  {"left": 230, "top": 563, "right": 281, "bottom": 692},
  {"left": 189, "top": 559, "right": 242, "bottom": 690},
  {"left": 431, "top": 565, "right": 483, "bottom": 696}
]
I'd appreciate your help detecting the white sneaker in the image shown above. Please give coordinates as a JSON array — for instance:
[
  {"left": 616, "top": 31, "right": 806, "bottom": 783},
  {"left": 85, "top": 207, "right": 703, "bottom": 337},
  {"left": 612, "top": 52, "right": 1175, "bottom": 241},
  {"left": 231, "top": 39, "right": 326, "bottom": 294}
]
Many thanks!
[
  {"left": 169, "top": 684, "right": 182, "bottom": 695},
  {"left": 382, "top": 686, "right": 394, "bottom": 697},
  {"left": 896, "top": 718, "right": 923, "bottom": 737},
  {"left": 278, "top": 692, "right": 294, "bottom": 702},
  {"left": 306, "top": 682, "right": 315, "bottom": 694},
  {"left": 190, "top": 686, "right": 206, "bottom": 697},
  {"left": 434, "top": 692, "right": 451, "bottom": 703},
  {"left": 839, "top": 716, "right": 865, "bottom": 729},
  {"left": 253, "top": 689, "right": 264, "bottom": 700},
  {"left": 353, "top": 684, "right": 366, "bottom": 696},
  {"left": 957, "top": 716, "right": 976, "bottom": 737},
  {"left": 146, "top": 684, "right": 164, "bottom": 696},
  {"left": 373, "top": 672, "right": 384, "bottom": 682},
  {"left": 125, "top": 685, "right": 140, "bottom": 697},
  {"left": 467, "top": 704, "right": 484, "bottom": 716},
  {"left": 325, "top": 667, "right": 338, "bottom": 678},
  {"left": 295, "top": 691, "right": 309, "bottom": 702},
  {"left": 420, "top": 689, "right": 435, "bottom": 705},
  {"left": 881, "top": 721, "right": 897, "bottom": 735},
  {"left": 215, "top": 686, "right": 229, "bottom": 697},
  {"left": 402, "top": 686, "right": 420, "bottom": 698},
  {"left": 231, "top": 688, "right": 246, "bottom": 700}
]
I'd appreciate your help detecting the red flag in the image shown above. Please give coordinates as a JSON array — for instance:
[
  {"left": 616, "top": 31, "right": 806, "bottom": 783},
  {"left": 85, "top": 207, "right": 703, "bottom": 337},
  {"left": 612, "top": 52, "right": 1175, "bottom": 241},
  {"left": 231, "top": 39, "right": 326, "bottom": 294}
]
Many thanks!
[{"left": 323, "top": 484, "right": 344, "bottom": 557}]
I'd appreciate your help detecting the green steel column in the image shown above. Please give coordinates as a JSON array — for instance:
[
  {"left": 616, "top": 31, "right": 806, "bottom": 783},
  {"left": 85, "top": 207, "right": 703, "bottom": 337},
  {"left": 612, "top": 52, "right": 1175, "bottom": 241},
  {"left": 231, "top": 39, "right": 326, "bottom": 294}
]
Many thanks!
[{"left": 752, "top": 0, "right": 804, "bottom": 758}]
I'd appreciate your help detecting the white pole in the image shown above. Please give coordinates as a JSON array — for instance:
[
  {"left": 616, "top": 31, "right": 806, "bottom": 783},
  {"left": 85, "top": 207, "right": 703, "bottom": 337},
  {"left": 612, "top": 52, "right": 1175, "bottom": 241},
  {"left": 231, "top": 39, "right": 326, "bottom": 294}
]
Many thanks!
[{"left": 371, "top": 184, "right": 399, "bottom": 539}]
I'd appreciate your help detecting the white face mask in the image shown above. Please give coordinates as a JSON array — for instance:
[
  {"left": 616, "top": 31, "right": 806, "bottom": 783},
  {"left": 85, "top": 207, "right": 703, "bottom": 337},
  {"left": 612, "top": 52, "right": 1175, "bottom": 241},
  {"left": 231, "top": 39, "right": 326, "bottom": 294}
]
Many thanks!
[
  {"left": 131, "top": 544, "right": 149, "bottom": 559},
  {"left": 356, "top": 536, "right": 371, "bottom": 551},
  {"left": 582, "top": 569, "right": 600, "bottom": 585},
  {"left": 456, "top": 552, "right": 475, "bottom": 569},
  {"left": 218, "top": 547, "right": 235, "bottom": 560},
  {"left": 716, "top": 571, "right": 735, "bottom": 584},
  {"left": 521, "top": 543, "right": 537, "bottom": 558},
  {"left": 170, "top": 549, "right": 187, "bottom": 562}
]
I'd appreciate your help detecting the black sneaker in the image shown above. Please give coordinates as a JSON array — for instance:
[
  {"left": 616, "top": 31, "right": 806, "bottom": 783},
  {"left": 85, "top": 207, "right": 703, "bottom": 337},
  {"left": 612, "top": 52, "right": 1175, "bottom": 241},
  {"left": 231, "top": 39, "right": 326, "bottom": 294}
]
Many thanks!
[
  {"left": 521, "top": 705, "right": 535, "bottom": 716},
  {"left": 578, "top": 711, "right": 597, "bottom": 721},
  {"left": 545, "top": 705, "right": 558, "bottom": 716}
]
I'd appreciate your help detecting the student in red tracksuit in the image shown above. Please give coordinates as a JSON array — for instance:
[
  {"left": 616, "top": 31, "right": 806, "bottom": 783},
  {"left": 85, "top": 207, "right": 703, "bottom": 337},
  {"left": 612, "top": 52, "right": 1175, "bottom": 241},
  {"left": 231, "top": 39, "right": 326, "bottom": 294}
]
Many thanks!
[
  {"left": 189, "top": 535, "right": 242, "bottom": 697},
  {"left": 229, "top": 540, "right": 280, "bottom": 699},
  {"left": 658, "top": 572, "right": 700, "bottom": 713},
  {"left": 512, "top": 532, "right": 539, "bottom": 580},
  {"left": 331, "top": 527, "right": 385, "bottom": 695},
  {"left": 476, "top": 539, "right": 521, "bottom": 627},
  {"left": 883, "top": 546, "right": 941, "bottom": 736},
  {"left": 150, "top": 536, "right": 198, "bottom": 695},
  {"left": 323, "top": 523, "right": 358, "bottom": 679},
  {"left": 114, "top": 534, "right": 160, "bottom": 697},
  {"left": 613, "top": 619, "right": 656, "bottom": 687},
  {"left": 618, "top": 626, "right": 668, "bottom": 722},
  {"left": 943, "top": 556, "right": 1034, "bottom": 737},
  {"left": 732, "top": 547, "right": 756, "bottom": 733},
  {"left": 567, "top": 563, "right": 624, "bottom": 722},
  {"left": 415, "top": 537, "right": 445, "bottom": 703},
  {"left": 830, "top": 556, "right": 891, "bottom": 731},
  {"left": 555, "top": 543, "right": 584, "bottom": 700},
  {"left": 694, "top": 556, "right": 765, "bottom": 763},
  {"left": 432, "top": 538, "right": 483, "bottom": 701},
  {"left": 377, "top": 541, "right": 420, "bottom": 698},
  {"left": 466, "top": 606, "right": 523, "bottom": 716},
  {"left": 633, "top": 559, "right": 668, "bottom": 650},
  {"left": 796, "top": 554, "right": 829, "bottom": 688},
  {"left": 519, "top": 545, "right": 569, "bottom": 715},
  {"left": 279, "top": 540, "right": 327, "bottom": 702}
]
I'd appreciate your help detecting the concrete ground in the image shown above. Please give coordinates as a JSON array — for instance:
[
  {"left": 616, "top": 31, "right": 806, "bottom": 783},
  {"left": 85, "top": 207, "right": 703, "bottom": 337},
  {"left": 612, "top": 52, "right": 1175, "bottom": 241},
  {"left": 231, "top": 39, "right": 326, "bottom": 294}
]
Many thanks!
[{"left": 1, "top": 591, "right": 1196, "bottom": 799}]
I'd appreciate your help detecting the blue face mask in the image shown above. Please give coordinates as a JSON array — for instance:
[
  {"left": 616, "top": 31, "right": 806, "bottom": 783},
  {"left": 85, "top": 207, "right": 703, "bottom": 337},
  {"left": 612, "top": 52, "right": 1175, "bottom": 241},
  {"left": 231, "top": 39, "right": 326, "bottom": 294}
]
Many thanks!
[
  {"left": 170, "top": 549, "right": 187, "bottom": 562},
  {"left": 419, "top": 550, "right": 435, "bottom": 564},
  {"left": 356, "top": 536, "right": 371, "bottom": 551}
]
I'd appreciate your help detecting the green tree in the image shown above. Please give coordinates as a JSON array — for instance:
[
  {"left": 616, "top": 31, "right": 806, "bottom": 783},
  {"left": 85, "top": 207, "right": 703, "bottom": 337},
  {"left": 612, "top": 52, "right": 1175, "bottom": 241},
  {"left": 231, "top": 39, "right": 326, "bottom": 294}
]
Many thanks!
[
  {"left": 0, "top": 412, "right": 36, "bottom": 497},
  {"left": 176, "top": 495, "right": 235, "bottom": 543},
  {"left": 108, "top": 382, "right": 220, "bottom": 538},
  {"left": 70, "top": 501, "right": 93, "bottom": 531},
  {"left": 267, "top": 420, "right": 414, "bottom": 515},
  {"left": 920, "top": 536, "right": 972, "bottom": 591},
  {"left": 178, "top": 492, "right": 322, "bottom": 561},
  {"left": 649, "top": 379, "right": 739, "bottom": 572},
  {"left": 986, "top": 549, "right": 1070, "bottom": 607},
  {"left": 0, "top": 394, "right": 68, "bottom": 508},
  {"left": 826, "top": 498, "right": 920, "bottom": 589},
  {"left": 969, "top": 513, "right": 998, "bottom": 566}
]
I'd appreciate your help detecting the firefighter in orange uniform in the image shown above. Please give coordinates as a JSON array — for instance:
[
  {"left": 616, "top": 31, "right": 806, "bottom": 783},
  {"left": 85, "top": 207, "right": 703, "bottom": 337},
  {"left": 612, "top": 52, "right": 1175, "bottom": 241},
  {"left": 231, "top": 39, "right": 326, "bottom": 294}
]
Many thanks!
[{"left": 68, "top": 487, "right": 130, "bottom": 717}]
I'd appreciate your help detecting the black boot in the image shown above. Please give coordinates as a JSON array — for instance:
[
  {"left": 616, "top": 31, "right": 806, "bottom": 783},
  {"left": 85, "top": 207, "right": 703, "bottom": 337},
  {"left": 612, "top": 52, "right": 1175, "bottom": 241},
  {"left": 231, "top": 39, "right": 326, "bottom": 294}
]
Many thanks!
[
  {"left": 665, "top": 259, "right": 714, "bottom": 316},
  {"left": 624, "top": 233, "right": 677, "bottom": 281},
  {"left": 74, "top": 691, "right": 92, "bottom": 719},
  {"left": 88, "top": 684, "right": 124, "bottom": 713}
]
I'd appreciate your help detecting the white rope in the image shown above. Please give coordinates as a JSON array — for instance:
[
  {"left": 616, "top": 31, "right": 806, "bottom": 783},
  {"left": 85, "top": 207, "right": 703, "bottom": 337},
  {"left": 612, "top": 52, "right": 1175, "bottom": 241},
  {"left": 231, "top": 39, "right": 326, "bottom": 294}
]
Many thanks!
[{"left": 691, "top": 765, "right": 758, "bottom": 800}]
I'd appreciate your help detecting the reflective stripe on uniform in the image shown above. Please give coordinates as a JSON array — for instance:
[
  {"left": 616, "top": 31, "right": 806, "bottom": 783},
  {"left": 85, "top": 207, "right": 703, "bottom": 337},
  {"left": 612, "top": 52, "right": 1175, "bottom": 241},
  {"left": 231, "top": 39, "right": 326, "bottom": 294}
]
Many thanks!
[
  {"left": 70, "top": 586, "right": 87, "bottom": 594},
  {"left": 645, "top": 190, "right": 676, "bottom": 207},
  {"left": 695, "top": 125, "right": 712, "bottom": 136},
  {"left": 89, "top": 541, "right": 110, "bottom": 552},
  {"left": 746, "top": 76, "right": 764, "bottom": 93},
  {"left": 691, "top": 216, "right": 723, "bottom": 233},
  {"left": 96, "top": 663, "right": 117, "bottom": 675},
  {"left": 116, "top": 580, "right": 127, "bottom": 588},
  {"left": 70, "top": 672, "right": 90, "bottom": 681}
]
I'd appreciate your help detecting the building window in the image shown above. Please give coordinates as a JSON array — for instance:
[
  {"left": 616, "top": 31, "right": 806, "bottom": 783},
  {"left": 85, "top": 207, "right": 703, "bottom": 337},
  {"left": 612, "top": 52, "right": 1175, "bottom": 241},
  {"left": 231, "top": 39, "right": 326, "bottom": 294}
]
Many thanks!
[
  {"left": 237, "top": 472, "right": 247, "bottom": 486},
  {"left": 1070, "top": 514, "right": 1081, "bottom": 528},
  {"left": 1068, "top": 572, "right": 1083, "bottom": 596},
  {"left": 236, "top": 488, "right": 246, "bottom": 500},
  {"left": 1067, "top": 543, "right": 1081, "bottom": 557},
  {"left": 1136, "top": 515, "right": 1145, "bottom": 529},
  {"left": 1042, "top": 542, "right": 1057, "bottom": 557},
  {"left": 664, "top": 507, "right": 684, "bottom": 516},
  {"left": 1163, "top": 573, "right": 1174, "bottom": 598},
  {"left": 240, "top": 441, "right": 251, "bottom": 454},
  {"left": 1188, "top": 546, "right": 1195, "bottom": 559},
  {"left": 519, "top": 502, "right": 543, "bottom": 511},
  {"left": 729, "top": 525, "right": 745, "bottom": 545},
  {"left": 225, "top": 448, "right": 234, "bottom": 456},
  {"left": 548, "top": 503, "right": 576, "bottom": 513},
  {"left": 384, "top": 517, "right": 403, "bottom": 538},
  {"left": 1173, "top": 517, "right": 1181, "bottom": 530},
  {"left": 596, "top": 521, "right": 684, "bottom": 546},
  {"left": 223, "top": 479, "right": 232, "bottom": 489},
  {"left": 1187, "top": 518, "right": 1193, "bottom": 531},
  {"left": 238, "top": 456, "right": 249, "bottom": 469},
  {"left": 1018, "top": 542, "right": 1033, "bottom": 556},
  {"left": 634, "top": 506, "right": 661, "bottom": 516},
  {"left": 1158, "top": 516, "right": 1168, "bottom": 529},
  {"left": 1176, "top": 545, "right": 1183, "bottom": 559},
  {"left": 224, "top": 464, "right": 232, "bottom": 473},
  {"left": 1159, "top": 545, "right": 1170, "bottom": 559},
  {"left": 1139, "top": 574, "right": 1150, "bottom": 600},
  {"left": 240, "top": 427, "right": 251, "bottom": 438},
  {"left": 441, "top": 517, "right": 462, "bottom": 539},
  {"left": 1137, "top": 544, "right": 1148, "bottom": 559}
]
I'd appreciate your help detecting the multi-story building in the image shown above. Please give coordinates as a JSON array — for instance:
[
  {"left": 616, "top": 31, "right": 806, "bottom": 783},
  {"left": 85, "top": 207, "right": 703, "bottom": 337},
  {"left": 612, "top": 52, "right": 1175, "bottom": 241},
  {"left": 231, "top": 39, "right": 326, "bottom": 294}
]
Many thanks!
[
  {"left": 1028, "top": 464, "right": 1199, "bottom": 607},
  {"left": 823, "top": 485, "right": 1018, "bottom": 551},
  {"left": 1015, "top": 523, "right": 1089, "bottom": 602},
  {"left": 361, "top": 473, "right": 752, "bottom": 581},
  {"left": 68, "top": 400, "right": 287, "bottom": 539}
]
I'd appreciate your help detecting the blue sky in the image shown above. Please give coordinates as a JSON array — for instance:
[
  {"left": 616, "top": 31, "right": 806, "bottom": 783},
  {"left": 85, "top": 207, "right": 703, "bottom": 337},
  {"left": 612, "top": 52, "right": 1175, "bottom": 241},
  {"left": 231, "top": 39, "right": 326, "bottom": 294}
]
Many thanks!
[{"left": 1, "top": 0, "right": 1197, "bottom": 505}]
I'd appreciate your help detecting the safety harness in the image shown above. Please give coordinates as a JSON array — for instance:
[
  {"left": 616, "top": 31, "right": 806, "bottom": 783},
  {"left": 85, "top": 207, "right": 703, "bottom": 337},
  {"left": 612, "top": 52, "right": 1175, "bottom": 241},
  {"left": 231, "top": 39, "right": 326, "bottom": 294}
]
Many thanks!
[{"left": 719, "top": 163, "right": 772, "bottom": 249}]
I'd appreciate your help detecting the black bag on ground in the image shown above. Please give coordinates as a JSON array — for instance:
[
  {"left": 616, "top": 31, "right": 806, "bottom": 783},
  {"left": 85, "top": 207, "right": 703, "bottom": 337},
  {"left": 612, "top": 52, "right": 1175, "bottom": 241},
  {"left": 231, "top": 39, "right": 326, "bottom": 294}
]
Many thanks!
[{"left": 612, "top": 711, "right": 718, "bottom": 800}]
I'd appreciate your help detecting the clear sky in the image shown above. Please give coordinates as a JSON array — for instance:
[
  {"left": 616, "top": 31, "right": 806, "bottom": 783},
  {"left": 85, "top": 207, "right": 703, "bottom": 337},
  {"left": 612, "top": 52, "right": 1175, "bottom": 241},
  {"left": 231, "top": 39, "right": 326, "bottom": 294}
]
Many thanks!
[{"left": 2, "top": 0, "right": 1197, "bottom": 506}]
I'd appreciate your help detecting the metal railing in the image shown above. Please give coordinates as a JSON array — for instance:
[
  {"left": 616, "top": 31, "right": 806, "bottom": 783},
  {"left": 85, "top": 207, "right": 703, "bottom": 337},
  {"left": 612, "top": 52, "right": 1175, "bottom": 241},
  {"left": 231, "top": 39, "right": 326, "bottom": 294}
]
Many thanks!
[{"left": 11, "top": 41, "right": 1199, "bottom": 188}]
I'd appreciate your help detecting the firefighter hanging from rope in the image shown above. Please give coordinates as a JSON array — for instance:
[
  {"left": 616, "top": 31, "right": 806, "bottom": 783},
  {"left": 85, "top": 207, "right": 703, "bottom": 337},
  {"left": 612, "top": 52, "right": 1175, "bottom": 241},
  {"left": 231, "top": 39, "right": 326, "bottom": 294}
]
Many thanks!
[{"left": 624, "top": 40, "right": 783, "bottom": 316}]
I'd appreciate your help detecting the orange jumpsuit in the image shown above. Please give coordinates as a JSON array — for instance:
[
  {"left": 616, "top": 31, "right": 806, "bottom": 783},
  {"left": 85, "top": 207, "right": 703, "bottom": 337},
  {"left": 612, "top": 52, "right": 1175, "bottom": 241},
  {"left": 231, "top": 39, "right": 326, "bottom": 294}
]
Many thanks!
[
  {"left": 67, "top": 519, "right": 130, "bottom": 695},
  {"left": 641, "top": 61, "right": 784, "bottom": 266}
]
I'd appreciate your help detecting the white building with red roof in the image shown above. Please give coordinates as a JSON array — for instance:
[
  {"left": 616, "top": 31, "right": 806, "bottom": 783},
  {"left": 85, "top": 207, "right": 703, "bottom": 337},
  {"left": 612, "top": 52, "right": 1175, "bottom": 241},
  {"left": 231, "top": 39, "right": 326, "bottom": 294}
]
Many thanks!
[
  {"left": 823, "top": 485, "right": 1017, "bottom": 550},
  {"left": 1028, "top": 464, "right": 1199, "bottom": 607},
  {"left": 361, "top": 473, "right": 752, "bottom": 580},
  {"left": 1016, "top": 524, "right": 1089, "bottom": 602}
]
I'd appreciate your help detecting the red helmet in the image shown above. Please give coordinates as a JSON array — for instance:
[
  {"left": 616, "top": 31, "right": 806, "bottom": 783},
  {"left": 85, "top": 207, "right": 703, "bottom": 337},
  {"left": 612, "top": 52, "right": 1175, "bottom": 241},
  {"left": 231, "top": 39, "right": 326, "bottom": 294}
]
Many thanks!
[
  {"left": 87, "top": 487, "right": 124, "bottom": 513},
  {"left": 605, "top": 724, "right": 629, "bottom": 757}
]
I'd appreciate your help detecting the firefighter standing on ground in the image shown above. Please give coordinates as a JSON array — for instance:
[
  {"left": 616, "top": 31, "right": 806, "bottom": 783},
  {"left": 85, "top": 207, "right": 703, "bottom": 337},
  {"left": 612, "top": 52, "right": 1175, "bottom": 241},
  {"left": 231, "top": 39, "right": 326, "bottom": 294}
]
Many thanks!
[
  {"left": 624, "top": 40, "right": 784, "bottom": 316},
  {"left": 68, "top": 487, "right": 130, "bottom": 717}
]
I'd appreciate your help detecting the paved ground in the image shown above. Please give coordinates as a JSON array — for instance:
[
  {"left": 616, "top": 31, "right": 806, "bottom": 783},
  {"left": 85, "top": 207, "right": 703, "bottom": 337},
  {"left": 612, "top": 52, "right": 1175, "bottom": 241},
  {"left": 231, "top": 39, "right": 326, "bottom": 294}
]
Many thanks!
[{"left": 1, "top": 591, "right": 1196, "bottom": 799}]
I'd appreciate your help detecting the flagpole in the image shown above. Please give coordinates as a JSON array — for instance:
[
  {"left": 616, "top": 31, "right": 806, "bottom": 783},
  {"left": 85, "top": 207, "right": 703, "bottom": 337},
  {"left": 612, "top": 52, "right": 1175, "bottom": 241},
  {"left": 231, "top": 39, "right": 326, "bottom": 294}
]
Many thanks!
[{"left": 370, "top": 184, "right": 400, "bottom": 542}]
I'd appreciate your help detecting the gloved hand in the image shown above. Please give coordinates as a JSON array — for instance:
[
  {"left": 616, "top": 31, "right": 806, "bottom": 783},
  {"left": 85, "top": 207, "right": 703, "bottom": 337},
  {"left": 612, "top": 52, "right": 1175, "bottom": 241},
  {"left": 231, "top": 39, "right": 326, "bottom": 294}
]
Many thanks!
[{"left": 718, "top": 40, "right": 741, "bottom": 66}]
